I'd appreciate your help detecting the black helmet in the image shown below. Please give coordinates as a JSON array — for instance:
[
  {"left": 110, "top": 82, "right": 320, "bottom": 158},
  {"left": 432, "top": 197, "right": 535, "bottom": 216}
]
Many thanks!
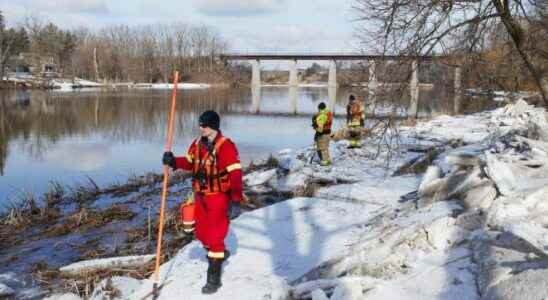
[
  {"left": 318, "top": 102, "right": 326, "bottom": 110},
  {"left": 199, "top": 110, "right": 220, "bottom": 131}
]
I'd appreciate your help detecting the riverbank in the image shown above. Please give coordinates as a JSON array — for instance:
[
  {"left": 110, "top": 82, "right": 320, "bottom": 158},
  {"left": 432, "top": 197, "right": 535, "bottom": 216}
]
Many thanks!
[
  {"left": 2, "top": 100, "right": 548, "bottom": 299},
  {"left": 0, "top": 156, "right": 282, "bottom": 299}
]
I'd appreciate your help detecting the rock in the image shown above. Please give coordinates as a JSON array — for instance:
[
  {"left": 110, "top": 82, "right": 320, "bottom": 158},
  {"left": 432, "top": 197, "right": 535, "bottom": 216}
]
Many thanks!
[
  {"left": 0, "top": 283, "right": 15, "bottom": 297},
  {"left": 43, "top": 293, "right": 82, "bottom": 300},
  {"left": 91, "top": 276, "right": 141, "bottom": 300},
  {"left": 244, "top": 169, "right": 277, "bottom": 187},
  {"left": 482, "top": 269, "right": 548, "bottom": 300}
]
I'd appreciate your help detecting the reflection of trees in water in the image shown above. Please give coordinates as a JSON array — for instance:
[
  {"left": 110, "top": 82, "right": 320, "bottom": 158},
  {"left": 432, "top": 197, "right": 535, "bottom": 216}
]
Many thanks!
[{"left": 0, "top": 89, "right": 249, "bottom": 174}]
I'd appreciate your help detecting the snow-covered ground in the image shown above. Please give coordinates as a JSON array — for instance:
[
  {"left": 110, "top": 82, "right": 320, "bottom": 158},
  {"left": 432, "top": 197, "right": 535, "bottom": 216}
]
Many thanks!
[
  {"left": 13, "top": 99, "right": 548, "bottom": 300},
  {"left": 132, "top": 83, "right": 210, "bottom": 90}
]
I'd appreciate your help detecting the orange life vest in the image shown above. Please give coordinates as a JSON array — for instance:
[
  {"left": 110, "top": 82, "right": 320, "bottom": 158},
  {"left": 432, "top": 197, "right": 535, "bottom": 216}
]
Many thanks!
[
  {"left": 313, "top": 111, "right": 333, "bottom": 134},
  {"left": 191, "top": 137, "right": 231, "bottom": 194},
  {"left": 347, "top": 102, "right": 364, "bottom": 126}
]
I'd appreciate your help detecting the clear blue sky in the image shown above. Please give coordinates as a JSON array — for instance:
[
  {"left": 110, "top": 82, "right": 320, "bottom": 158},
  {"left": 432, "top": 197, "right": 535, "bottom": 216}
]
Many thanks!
[{"left": 1, "top": 0, "right": 359, "bottom": 54}]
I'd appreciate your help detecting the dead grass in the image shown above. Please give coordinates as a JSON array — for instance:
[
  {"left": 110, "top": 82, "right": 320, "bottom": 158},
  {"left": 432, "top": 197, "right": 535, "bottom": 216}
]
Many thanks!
[
  {"left": 45, "top": 205, "right": 136, "bottom": 238},
  {"left": 32, "top": 259, "right": 156, "bottom": 299}
]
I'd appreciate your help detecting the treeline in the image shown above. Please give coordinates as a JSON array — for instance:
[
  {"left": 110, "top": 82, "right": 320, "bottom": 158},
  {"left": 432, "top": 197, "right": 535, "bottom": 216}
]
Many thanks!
[{"left": 1, "top": 11, "right": 229, "bottom": 83}]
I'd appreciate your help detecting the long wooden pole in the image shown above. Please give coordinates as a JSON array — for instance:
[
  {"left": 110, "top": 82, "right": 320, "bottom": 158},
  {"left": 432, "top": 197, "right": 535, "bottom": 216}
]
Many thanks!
[{"left": 152, "top": 71, "right": 179, "bottom": 298}]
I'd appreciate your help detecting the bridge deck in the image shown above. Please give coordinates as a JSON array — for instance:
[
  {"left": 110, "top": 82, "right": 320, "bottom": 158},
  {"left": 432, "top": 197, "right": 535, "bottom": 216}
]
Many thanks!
[{"left": 220, "top": 53, "right": 446, "bottom": 61}]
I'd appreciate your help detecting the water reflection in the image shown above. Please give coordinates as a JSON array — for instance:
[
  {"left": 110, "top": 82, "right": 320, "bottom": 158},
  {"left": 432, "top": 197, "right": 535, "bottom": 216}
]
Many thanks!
[{"left": 0, "top": 86, "right": 492, "bottom": 202}]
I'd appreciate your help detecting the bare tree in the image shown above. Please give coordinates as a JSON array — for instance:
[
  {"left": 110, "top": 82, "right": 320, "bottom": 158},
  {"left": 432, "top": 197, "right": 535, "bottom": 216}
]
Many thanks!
[{"left": 354, "top": 0, "right": 548, "bottom": 106}]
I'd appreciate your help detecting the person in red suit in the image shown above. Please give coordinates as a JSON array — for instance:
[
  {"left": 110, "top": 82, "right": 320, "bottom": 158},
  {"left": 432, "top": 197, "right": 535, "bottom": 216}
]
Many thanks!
[{"left": 162, "top": 110, "right": 243, "bottom": 294}]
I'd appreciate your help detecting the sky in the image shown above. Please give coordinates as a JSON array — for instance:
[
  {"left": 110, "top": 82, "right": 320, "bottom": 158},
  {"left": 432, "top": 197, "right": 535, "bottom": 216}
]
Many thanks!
[{"left": 0, "top": 0, "right": 360, "bottom": 58}]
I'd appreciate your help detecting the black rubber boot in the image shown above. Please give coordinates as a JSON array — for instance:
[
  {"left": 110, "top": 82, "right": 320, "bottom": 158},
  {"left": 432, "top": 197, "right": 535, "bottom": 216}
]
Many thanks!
[{"left": 201, "top": 258, "right": 223, "bottom": 294}]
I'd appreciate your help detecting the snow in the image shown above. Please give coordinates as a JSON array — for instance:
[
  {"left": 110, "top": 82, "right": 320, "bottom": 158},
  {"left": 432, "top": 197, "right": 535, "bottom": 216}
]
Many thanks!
[
  {"left": 133, "top": 83, "right": 210, "bottom": 90},
  {"left": 316, "top": 175, "right": 420, "bottom": 206},
  {"left": 59, "top": 98, "right": 546, "bottom": 300},
  {"left": 0, "top": 283, "right": 15, "bottom": 297},
  {"left": 91, "top": 276, "right": 141, "bottom": 300},
  {"left": 43, "top": 294, "right": 82, "bottom": 300},
  {"left": 243, "top": 169, "right": 276, "bottom": 186},
  {"left": 59, "top": 255, "right": 155, "bottom": 275},
  {"left": 127, "top": 198, "right": 377, "bottom": 300}
]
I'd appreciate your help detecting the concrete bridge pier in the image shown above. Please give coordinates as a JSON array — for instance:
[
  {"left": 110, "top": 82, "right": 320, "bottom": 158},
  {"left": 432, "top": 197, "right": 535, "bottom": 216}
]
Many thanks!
[
  {"left": 368, "top": 60, "right": 378, "bottom": 116},
  {"left": 409, "top": 60, "right": 419, "bottom": 118},
  {"left": 289, "top": 86, "right": 298, "bottom": 114},
  {"left": 252, "top": 59, "right": 261, "bottom": 88},
  {"left": 328, "top": 60, "right": 337, "bottom": 88},
  {"left": 251, "top": 85, "right": 261, "bottom": 114},
  {"left": 328, "top": 86, "right": 337, "bottom": 112},
  {"left": 289, "top": 60, "right": 298, "bottom": 87}
]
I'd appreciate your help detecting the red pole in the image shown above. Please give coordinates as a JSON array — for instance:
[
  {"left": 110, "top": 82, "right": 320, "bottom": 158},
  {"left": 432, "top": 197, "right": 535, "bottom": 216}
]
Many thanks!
[{"left": 152, "top": 71, "right": 179, "bottom": 297}]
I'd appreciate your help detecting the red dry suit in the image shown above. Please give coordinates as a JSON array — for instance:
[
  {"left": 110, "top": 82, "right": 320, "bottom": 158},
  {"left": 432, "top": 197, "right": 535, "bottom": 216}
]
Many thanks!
[{"left": 174, "top": 131, "right": 243, "bottom": 259}]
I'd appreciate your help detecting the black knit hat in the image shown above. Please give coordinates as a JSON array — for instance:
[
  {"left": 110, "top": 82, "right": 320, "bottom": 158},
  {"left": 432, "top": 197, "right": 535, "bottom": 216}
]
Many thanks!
[
  {"left": 199, "top": 110, "right": 220, "bottom": 130},
  {"left": 318, "top": 102, "right": 326, "bottom": 110}
]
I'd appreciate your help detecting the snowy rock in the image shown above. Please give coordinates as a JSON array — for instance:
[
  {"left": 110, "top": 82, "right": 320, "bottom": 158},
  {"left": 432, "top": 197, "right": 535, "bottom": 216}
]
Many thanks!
[
  {"left": 275, "top": 172, "right": 309, "bottom": 193},
  {"left": 317, "top": 176, "right": 420, "bottom": 206},
  {"left": 445, "top": 153, "right": 481, "bottom": 167},
  {"left": 484, "top": 152, "right": 516, "bottom": 196},
  {"left": 330, "top": 279, "right": 365, "bottom": 300},
  {"left": 309, "top": 172, "right": 338, "bottom": 185},
  {"left": 244, "top": 169, "right": 276, "bottom": 187},
  {"left": 60, "top": 255, "right": 155, "bottom": 275},
  {"left": 43, "top": 294, "right": 82, "bottom": 300},
  {"left": 311, "top": 289, "right": 329, "bottom": 300},
  {"left": 503, "top": 221, "right": 548, "bottom": 258},
  {"left": 91, "top": 276, "right": 141, "bottom": 300},
  {"left": 482, "top": 269, "right": 548, "bottom": 300},
  {"left": 422, "top": 217, "right": 469, "bottom": 251},
  {"left": 470, "top": 233, "right": 530, "bottom": 294},
  {"left": 448, "top": 167, "right": 491, "bottom": 199},
  {"left": 0, "top": 273, "right": 19, "bottom": 286},
  {"left": 462, "top": 183, "right": 497, "bottom": 210},
  {"left": 455, "top": 211, "right": 486, "bottom": 231},
  {"left": 277, "top": 151, "right": 305, "bottom": 173},
  {"left": 503, "top": 99, "right": 530, "bottom": 118},
  {"left": 0, "top": 283, "right": 15, "bottom": 297},
  {"left": 418, "top": 166, "right": 441, "bottom": 196}
]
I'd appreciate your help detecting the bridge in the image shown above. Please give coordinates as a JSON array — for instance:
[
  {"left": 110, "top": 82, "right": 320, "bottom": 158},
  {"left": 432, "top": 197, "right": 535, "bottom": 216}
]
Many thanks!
[{"left": 219, "top": 52, "right": 461, "bottom": 118}]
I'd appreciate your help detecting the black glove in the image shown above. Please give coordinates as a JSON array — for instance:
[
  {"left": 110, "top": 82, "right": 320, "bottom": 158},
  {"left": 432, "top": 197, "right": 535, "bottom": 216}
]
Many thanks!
[
  {"left": 162, "top": 151, "right": 176, "bottom": 169},
  {"left": 227, "top": 201, "right": 241, "bottom": 220}
]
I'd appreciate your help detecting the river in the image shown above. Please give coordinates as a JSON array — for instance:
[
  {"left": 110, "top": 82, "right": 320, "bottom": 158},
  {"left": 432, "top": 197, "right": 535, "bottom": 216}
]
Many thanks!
[{"left": 0, "top": 85, "right": 494, "bottom": 207}]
